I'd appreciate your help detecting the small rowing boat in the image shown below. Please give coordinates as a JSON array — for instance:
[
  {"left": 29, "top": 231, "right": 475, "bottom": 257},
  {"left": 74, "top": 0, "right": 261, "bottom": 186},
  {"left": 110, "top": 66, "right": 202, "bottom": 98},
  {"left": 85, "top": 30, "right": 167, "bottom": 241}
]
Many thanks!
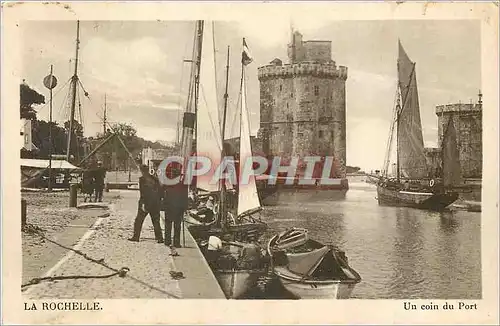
[{"left": 267, "top": 228, "right": 361, "bottom": 299}]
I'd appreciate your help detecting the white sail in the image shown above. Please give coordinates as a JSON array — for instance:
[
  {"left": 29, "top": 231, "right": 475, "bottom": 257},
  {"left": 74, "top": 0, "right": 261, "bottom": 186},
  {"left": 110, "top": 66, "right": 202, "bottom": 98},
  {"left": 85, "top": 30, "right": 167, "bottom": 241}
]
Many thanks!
[
  {"left": 196, "top": 21, "right": 223, "bottom": 192},
  {"left": 237, "top": 68, "right": 261, "bottom": 216}
]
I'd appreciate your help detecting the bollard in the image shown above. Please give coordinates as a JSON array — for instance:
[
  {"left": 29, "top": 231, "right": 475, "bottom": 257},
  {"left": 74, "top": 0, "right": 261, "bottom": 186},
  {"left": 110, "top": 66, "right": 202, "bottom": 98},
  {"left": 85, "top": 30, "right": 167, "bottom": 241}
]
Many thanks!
[
  {"left": 69, "top": 184, "right": 78, "bottom": 207},
  {"left": 21, "top": 199, "right": 27, "bottom": 228}
]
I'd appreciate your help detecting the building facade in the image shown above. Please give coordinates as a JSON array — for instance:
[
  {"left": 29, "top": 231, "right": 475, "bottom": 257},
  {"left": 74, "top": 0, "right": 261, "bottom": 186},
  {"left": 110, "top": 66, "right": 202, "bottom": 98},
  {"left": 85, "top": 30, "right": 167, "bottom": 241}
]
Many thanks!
[
  {"left": 257, "top": 31, "right": 348, "bottom": 177},
  {"left": 435, "top": 95, "right": 482, "bottom": 179}
]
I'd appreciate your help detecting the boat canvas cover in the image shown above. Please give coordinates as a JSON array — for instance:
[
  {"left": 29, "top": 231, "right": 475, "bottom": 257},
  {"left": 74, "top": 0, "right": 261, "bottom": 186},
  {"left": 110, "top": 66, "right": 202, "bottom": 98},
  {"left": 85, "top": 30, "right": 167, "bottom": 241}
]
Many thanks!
[
  {"left": 287, "top": 246, "right": 330, "bottom": 276},
  {"left": 397, "top": 41, "right": 427, "bottom": 179}
]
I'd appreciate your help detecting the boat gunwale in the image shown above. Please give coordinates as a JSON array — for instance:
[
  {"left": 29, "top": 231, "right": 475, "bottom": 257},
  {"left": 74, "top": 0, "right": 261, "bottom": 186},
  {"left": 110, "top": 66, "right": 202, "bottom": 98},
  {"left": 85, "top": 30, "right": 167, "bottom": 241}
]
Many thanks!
[
  {"left": 273, "top": 267, "right": 361, "bottom": 285},
  {"left": 214, "top": 268, "right": 267, "bottom": 273},
  {"left": 267, "top": 232, "right": 362, "bottom": 284}
]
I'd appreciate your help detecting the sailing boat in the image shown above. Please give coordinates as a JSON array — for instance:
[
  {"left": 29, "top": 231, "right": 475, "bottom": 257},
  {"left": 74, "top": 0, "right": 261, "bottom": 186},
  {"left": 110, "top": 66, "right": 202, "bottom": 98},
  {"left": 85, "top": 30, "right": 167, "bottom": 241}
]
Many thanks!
[
  {"left": 376, "top": 41, "right": 459, "bottom": 211},
  {"left": 183, "top": 21, "right": 266, "bottom": 243},
  {"left": 178, "top": 21, "right": 266, "bottom": 298},
  {"left": 208, "top": 36, "right": 268, "bottom": 299}
]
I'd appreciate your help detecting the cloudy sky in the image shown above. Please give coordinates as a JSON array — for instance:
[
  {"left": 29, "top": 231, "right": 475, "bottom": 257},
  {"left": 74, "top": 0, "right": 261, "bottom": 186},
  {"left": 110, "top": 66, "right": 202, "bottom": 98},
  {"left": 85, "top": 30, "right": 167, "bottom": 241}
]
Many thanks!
[{"left": 21, "top": 19, "right": 480, "bottom": 171}]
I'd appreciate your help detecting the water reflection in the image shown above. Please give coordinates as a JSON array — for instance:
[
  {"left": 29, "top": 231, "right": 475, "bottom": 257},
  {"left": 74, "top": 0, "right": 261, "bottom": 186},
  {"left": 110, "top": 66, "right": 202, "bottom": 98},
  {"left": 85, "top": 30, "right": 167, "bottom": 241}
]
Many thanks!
[
  {"left": 256, "top": 178, "right": 481, "bottom": 299},
  {"left": 439, "top": 211, "right": 461, "bottom": 232}
]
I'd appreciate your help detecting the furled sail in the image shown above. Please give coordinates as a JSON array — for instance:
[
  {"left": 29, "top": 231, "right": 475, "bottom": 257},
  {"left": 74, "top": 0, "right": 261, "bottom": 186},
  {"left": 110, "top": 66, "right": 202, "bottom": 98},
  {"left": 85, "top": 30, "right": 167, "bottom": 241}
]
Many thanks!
[
  {"left": 196, "top": 21, "right": 223, "bottom": 192},
  {"left": 442, "top": 118, "right": 462, "bottom": 187},
  {"left": 397, "top": 41, "right": 427, "bottom": 179},
  {"left": 237, "top": 63, "right": 261, "bottom": 217}
]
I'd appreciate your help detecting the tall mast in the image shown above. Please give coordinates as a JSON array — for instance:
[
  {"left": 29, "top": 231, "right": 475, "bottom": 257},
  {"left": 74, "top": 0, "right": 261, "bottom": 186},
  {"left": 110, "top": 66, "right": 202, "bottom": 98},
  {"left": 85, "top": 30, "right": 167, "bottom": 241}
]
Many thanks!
[
  {"left": 221, "top": 46, "right": 230, "bottom": 151},
  {"left": 396, "top": 94, "right": 401, "bottom": 182},
  {"left": 180, "top": 21, "right": 203, "bottom": 178},
  {"left": 66, "top": 20, "right": 80, "bottom": 161},
  {"left": 218, "top": 45, "right": 230, "bottom": 228},
  {"left": 103, "top": 94, "right": 107, "bottom": 135},
  {"left": 48, "top": 65, "right": 54, "bottom": 191},
  {"left": 193, "top": 21, "right": 203, "bottom": 158},
  {"left": 290, "top": 21, "right": 296, "bottom": 63}
]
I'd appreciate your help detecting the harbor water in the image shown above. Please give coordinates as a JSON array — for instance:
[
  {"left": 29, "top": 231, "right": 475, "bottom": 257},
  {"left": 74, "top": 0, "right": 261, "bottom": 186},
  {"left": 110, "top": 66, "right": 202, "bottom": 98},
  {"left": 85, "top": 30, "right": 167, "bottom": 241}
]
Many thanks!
[{"left": 248, "top": 176, "right": 481, "bottom": 299}]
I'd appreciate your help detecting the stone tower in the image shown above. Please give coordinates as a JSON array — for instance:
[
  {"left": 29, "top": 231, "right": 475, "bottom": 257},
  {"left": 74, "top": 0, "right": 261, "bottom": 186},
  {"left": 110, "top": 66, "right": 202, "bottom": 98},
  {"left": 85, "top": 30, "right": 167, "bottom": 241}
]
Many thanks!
[
  {"left": 435, "top": 92, "right": 483, "bottom": 179},
  {"left": 257, "top": 31, "right": 348, "bottom": 177}
]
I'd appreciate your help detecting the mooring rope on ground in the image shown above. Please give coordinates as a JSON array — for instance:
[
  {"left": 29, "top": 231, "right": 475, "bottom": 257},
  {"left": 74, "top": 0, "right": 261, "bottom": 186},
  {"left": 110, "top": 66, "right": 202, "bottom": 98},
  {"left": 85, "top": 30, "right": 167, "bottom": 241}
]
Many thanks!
[
  {"left": 22, "top": 226, "right": 130, "bottom": 289},
  {"left": 21, "top": 225, "right": 181, "bottom": 298},
  {"left": 21, "top": 267, "right": 130, "bottom": 289}
]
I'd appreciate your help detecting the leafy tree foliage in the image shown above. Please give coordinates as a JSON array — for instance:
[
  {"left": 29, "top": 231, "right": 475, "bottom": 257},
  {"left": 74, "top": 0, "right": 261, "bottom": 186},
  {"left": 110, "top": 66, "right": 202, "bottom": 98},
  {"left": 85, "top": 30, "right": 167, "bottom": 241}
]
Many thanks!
[{"left": 20, "top": 83, "right": 45, "bottom": 120}]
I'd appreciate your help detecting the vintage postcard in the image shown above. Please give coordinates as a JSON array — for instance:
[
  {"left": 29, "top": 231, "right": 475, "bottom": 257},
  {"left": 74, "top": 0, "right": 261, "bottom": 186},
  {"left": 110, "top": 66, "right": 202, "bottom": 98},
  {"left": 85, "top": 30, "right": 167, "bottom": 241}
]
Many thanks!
[{"left": 1, "top": 1, "right": 498, "bottom": 325}]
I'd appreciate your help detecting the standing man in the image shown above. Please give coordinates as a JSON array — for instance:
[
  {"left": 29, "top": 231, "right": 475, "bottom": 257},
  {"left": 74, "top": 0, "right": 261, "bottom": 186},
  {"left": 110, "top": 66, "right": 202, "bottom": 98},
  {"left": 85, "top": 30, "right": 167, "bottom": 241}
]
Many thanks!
[
  {"left": 129, "top": 165, "right": 164, "bottom": 243},
  {"left": 81, "top": 168, "right": 95, "bottom": 203},
  {"left": 94, "top": 161, "right": 106, "bottom": 202},
  {"left": 162, "top": 165, "right": 188, "bottom": 248}
]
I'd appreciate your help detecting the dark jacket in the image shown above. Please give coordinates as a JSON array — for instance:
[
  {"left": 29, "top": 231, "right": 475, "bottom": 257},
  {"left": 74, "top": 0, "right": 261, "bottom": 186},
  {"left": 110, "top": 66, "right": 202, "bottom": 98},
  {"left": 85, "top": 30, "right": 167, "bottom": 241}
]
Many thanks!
[
  {"left": 81, "top": 170, "right": 95, "bottom": 194},
  {"left": 139, "top": 175, "right": 163, "bottom": 210},
  {"left": 162, "top": 183, "right": 189, "bottom": 218},
  {"left": 94, "top": 168, "right": 106, "bottom": 187}
]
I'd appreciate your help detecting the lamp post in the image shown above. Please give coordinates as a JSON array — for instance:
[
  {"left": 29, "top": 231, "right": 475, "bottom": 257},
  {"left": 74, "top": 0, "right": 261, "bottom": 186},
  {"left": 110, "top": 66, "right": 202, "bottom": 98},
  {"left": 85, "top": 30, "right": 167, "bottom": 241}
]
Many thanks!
[{"left": 43, "top": 65, "right": 58, "bottom": 191}]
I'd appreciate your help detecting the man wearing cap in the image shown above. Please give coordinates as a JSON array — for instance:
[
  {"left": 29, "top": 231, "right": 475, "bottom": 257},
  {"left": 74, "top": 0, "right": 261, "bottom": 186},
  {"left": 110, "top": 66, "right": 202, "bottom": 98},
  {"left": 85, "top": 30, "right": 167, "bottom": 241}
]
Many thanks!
[
  {"left": 129, "top": 165, "right": 164, "bottom": 243},
  {"left": 162, "top": 164, "right": 188, "bottom": 248},
  {"left": 94, "top": 161, "right": 106, "bottom": 202}
]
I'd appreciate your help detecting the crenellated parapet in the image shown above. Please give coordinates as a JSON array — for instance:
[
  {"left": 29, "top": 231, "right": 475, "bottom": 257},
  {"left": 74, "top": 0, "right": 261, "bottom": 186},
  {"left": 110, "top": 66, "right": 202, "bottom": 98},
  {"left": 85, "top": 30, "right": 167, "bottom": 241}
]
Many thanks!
[
  {"left": 436, "top": 103, "right": 482, "bottom": 116},
  {"left": 258, "top": 62, "right": 348, "bottom": 81}
]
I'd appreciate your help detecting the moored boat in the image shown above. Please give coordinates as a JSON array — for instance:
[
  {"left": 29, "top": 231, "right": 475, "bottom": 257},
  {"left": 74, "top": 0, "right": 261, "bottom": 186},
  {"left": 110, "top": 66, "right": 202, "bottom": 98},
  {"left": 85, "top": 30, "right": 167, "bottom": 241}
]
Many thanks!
[
  {"left": 376, "top": 179, "right": 459, "bottom": 211},
  {"left": 180, "top": 21, "right": 267, "bottom": 299},
  {"left": 376, "top": 40, "right": 459, "bottom": 211},
  {"left": 267, "top": 228, "right": 361, "bottom": 299},
  {"left": 201, "top": 240, "right": 266, "bottom": 299}
]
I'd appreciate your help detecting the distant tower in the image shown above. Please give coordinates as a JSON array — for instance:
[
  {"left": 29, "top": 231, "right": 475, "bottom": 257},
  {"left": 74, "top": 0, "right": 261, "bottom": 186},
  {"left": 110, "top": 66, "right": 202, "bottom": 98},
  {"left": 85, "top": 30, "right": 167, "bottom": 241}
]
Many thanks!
[
  {"left": 435, "top": 91, "right": 483, "bottom": 179},
  {"left": 257, "top": 31, "right": 348, "bottom": 177}
]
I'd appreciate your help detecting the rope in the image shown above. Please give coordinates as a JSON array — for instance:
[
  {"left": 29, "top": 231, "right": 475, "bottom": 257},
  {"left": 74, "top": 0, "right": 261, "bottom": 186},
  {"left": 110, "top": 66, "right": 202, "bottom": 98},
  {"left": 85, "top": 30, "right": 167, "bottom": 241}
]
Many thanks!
[
  {"left": 21, "top": 268, "right": 130, "bottom": 289},
  {"left": 199, "top": 83, "right": 222, "bottom": 150},
  {"left": 56, "top": 87, "right": 70, "bottom": 125},
  {"left": 21, "top": 227, "right": 129, "bottom": 289},
  {"left": 21, "top": 224, "right": 181, "bottom": 298},
  {"left": 24, "top": 77, "right": 72, "bottom": 122},
  {"left": 229, "top": 93, "right": 242, "bottom": 138}
]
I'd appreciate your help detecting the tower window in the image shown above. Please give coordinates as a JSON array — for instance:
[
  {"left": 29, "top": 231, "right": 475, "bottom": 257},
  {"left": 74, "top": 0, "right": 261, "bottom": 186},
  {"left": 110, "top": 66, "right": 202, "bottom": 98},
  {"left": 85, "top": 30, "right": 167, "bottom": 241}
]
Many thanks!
[
  {"left": 314, "top": 86, "right": 319, "bottom": 96},
  {"left": 279, "top": 85, "right": 283, "bottom": 92},
  {"left": 290, "top": 92, "right": 294, "bottom": 98},
  {"left": 286, "top": 103, "right": 289, "bottom": 109},
  {"left": 319, "top": 130, "right": 324, "bottom": 138}
]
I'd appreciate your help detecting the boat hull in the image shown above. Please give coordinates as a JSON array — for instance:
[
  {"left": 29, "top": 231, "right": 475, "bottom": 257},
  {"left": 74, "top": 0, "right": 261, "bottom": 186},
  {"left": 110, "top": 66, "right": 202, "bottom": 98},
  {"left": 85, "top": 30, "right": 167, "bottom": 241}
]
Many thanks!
[
  {"left": 376, "top": 185, "right": 458, "bottom": 211},
  {"left": 267, "top": 231, "right": 361, "bottom": 300},
  {"left": 276, "top": 274, "right": 358, "bottom": 299},
  {"left": 188, "top": 222, "right": 267, "bottom": 242},
  {"left": 214, "top": 269, "right": 263, "bottom": 299}
]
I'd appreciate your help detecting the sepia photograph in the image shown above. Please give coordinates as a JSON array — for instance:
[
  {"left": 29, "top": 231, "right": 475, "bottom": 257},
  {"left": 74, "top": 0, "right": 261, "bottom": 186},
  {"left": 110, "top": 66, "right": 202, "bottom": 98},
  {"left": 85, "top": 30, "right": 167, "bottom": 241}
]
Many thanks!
[{"left": 2, "top": 1, "right": 498, "bottom": 325}]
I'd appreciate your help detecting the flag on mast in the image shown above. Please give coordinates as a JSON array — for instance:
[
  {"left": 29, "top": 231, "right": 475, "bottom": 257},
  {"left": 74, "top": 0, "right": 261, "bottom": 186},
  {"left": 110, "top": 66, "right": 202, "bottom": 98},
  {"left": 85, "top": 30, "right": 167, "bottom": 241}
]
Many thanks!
[{"left": 242, "top": 38, "right": 253, "bottom": 65}]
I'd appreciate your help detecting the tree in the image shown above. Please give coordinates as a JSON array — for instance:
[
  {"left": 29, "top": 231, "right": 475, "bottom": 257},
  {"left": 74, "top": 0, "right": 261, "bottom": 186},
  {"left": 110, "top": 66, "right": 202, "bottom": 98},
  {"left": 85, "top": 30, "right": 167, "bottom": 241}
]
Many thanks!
[
  {"left": 63, "top": 119, "right": 85, "bottom": 162},
  {"left": 20, "top": 83, "right": 45, "bottom": 120},
  {"left": 22, "top": 119, "right": 68, "bottom": 159},
  {"left": 87, "top": 122, "right": 177, "bottom": 171},
  {"left": 64, "top": 119, "right": 84, "bottom": 138}
]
